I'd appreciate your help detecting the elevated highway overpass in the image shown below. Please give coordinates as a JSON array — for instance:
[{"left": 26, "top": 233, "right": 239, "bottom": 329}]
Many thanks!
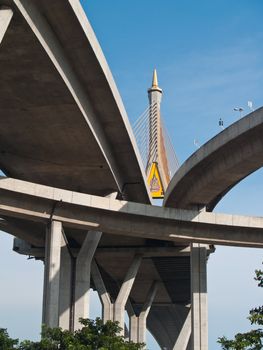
[
  {"left": 0, "top": 1, "right": 193, "bottom": 349},
  {"left": 0, "top": 1, "right": 263, "bottom": 350}
]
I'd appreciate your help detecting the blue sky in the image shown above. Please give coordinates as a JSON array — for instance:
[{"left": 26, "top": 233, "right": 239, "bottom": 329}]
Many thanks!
[
  {"left": 0, "top": 1, "right": 263, "bottom": 349},
  {"left": 81, "top": 3, "right": 263, "bottom": 347}
]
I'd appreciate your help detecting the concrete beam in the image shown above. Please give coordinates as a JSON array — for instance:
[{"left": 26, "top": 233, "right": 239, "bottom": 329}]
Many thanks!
[
  {"left": 42, "top": 221, "right": 62, "bottom": 328},
  {"left": 0, "top": 178, "right": 263, "bottom": 247},
  {"left": 0, "top": 7, "right": 13, "bottom": 44},
  {"left": 96, "top": 246, "right": 195, "bottom": 257},
  {"left": 74, "top": 231, "right": 101, "bottom": 330},
  {"left": 191, "top": 244, "right": 208, "bottom": 350},
  {"left": 13, "top": 0, "right": 124, "bottom": 194},
  {"left": 173, "top": 309, "right": 191, "bottom": 350},
  {"left": 14, "top": 243, "right": 209, "bottom": 259}
]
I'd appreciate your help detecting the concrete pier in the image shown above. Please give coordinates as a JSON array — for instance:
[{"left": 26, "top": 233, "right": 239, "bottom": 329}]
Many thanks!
[
  {"left": 130, "top": 281, "right": 158, "bottom": 343},
  {"left": 42, "top": 225, "right": 101, "bottom": 330},
  {"left": 58, "top": 235, "right": 72, "bottom": 329},
  {"left": 191, "top": 244, "right": 208, "bottom": 350},
  {"left": 42, "top": 221, "right": 63, "bottom": 328},
  {"left": 114, "top": 255, "right": 142, "bottom": 334},
  {"left": 74, "top": 231, "right": 102, "bottom": 330}
]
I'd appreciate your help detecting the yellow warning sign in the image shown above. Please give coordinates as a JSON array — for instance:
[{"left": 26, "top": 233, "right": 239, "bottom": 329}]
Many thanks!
[{"left": 147, "top": 162, "right": 164, "bottom": 199}]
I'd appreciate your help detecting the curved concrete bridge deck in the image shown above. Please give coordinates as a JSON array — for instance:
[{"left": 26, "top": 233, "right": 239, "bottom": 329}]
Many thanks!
[
  {"left": 1, "top": 1, "right": 263, "bottom": 349},
  {"left": 0, "top": 1, "right": 195, "bottom": 349},
  {"left": 0, "top": 0, "right": 150, "bottom": 203},
  {"left": 164, "top": 107, "right": 263, "bottom": 211}
]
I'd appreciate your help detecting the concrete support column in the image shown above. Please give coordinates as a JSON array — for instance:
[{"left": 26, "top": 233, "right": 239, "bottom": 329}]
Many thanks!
[
  {"left": 74, "top": 231, "right": 102, "bottom": 330},
  {"left": 191, "top": 243, "right": 208, "bottom": 350},
  {"left": 42, "top": 221, "right": 63, "bottom": 328},
  {"left": 92, "top": 256, "right": 142, "bottom": 335},
  {"left": 114, "top": 255, "right": 142, "bottom": 334},
  {"left": 58, "top": 235, "right": 72, "bottom": 330},
  {"left": 43, "top": 226, "right": 101, "bottom": 330},
  {"left": 91, "top": 261, "right": 113, "bottom": 322},
  {"left": 173, "top": 309, "right": 191, "bottom": 350},
  {"left": 0, "top": 7, "right": 13, "bottom": 44},
  {"left": 130, "top": 281, "right": 158, "bottom": 344}
]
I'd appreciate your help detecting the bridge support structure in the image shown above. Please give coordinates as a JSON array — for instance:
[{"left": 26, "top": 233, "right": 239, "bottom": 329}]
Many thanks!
[
  {"left": 173, "top": 309, "right": 191, "bottom": 350},
  {"left": 2, "top": 178, "right": 263, "bottom": 349},
  {"left": 191, "top": 243, "right": 208, "bottom": 350},
  {"left": 130, "top": 281, "right": 159, "bottom": 343},
  {"left": 92, "top": 256, "right": 142, "bottom": 336},
  {"left": 42, "top": 221, "right": 101, "bottom": 330}
]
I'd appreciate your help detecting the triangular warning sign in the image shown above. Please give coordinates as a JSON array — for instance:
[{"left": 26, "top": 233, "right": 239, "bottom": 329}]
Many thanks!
[{"left": 147, "top": 162, "right": 164, "bottom": 199}]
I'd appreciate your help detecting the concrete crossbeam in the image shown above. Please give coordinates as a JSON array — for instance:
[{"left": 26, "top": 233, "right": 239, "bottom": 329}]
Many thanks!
[
  {"left": 0, "top": 7, "right": 13, "bottom": 44},
  {"left": 0, "top": 178, "right": 263, "bottom": 247},
  {"left": 13, "top": 241, "right": 204, "bottom": 259}
]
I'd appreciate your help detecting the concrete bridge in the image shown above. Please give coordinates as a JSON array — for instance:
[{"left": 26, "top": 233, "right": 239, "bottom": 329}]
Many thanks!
[{"left": 0, "top": 1, "right": 263, "bottom": 350}]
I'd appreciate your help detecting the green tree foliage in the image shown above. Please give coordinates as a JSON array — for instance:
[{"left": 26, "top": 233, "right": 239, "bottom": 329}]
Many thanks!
[
  {"left": 218, "top": 264, "right": 263, "bottom": 350},
  {"left": 0, "top": 318, "right": 144, "bottom": 350},
  {"left": 0, "top": 328, "right": 18, "bottom": 350}
]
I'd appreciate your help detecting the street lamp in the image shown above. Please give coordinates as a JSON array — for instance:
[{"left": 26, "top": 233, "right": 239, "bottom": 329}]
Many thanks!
[{"left": 234, "top": 107, "right": 244, "bottom": 118}]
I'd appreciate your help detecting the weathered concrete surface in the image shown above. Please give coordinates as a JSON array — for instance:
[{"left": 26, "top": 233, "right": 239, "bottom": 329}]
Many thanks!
[{"left": 164, "top": 107, "right": 263, "bottom": 211}]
